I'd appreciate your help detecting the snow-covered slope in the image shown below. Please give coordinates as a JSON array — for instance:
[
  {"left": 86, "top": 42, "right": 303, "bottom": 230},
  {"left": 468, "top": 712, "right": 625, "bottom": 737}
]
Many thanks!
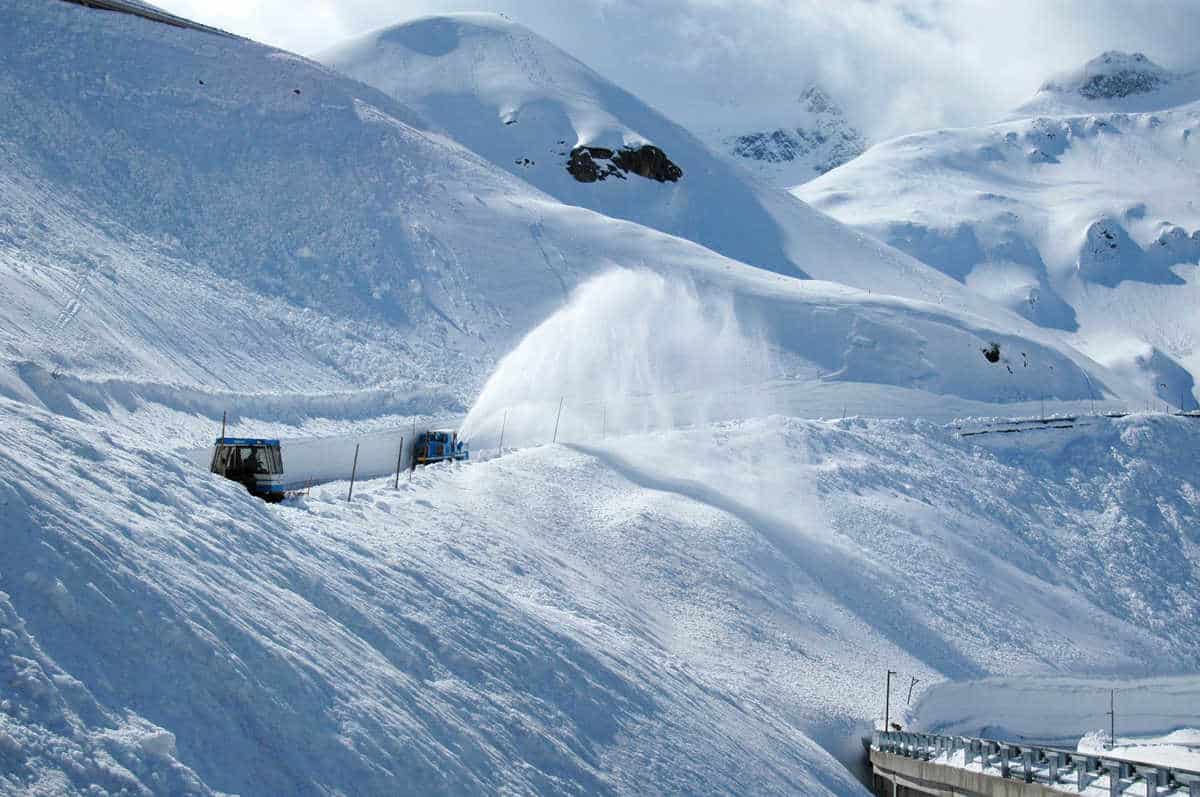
[
  {"left": 707, "top": 87, "right": 867, "bottom": 187},
  {"left": 3, "top": 1, "right": 1145, "bottom": 423},
  {"left": 7, "top": 397, "right": 1200, "bottom": 794},
  {"left": 796, "top": 52, "right": 1200, "bottom": 408},
  {"left": 316, "top": 14, "right": 996, "bottom": 313}
]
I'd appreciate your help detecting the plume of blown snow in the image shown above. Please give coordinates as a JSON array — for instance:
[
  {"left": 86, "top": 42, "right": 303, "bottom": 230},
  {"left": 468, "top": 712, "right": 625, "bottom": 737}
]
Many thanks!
[{"left": 461, "top": 269, "right": 772, "bottom": 448}]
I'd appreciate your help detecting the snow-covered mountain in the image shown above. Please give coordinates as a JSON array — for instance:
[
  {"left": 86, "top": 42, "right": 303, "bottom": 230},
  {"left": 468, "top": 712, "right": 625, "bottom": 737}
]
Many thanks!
[
  {"left": 796, "top": 51, "right": 1200, "bottom": 408},
  {"left": 4, "top": 5, "right": 1200, "bottom": 796},
  {"left": 317, "top": 15, "right": 968, "bottom": 308},
  {"left": 1014, "top": 51, "right": 1200, "bottom": 117},
  {"left": 1, "top": 2, "right": 1135, "bottom": 420},
  {"left": 707, "top": 87, "right": 867, "bottom": 187}
]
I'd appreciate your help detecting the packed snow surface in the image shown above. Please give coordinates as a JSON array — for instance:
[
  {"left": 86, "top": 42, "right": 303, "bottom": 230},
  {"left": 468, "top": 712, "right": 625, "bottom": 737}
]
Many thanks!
[
  {"left": 6, "top": 401, "right": 1200, "bottom": 794},
  {"left": 916, "top": 675, "right": 1200, "bottom": 747}
]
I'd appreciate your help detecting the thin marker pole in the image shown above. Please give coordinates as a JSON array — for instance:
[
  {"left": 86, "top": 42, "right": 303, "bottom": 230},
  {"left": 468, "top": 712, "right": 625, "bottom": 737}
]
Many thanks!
[
  {"left": 884, "top": 670, "right": 896, "bottom": 731},
  {"left": 393, "top": 436, "right": 404, "bottom": 490},
  {"left": 552, "top": 396, "right": 564, "bottom": 443},
  {"left": 1106, "top": 689, "right": 1115, "bottom": 750},
  {"left": 498, "top": 409, "right": 508, "bottom": 454},
  {"left": 907, "top": 676, "right": 919, "bottom": 705},
  {"left": 410, "top": 418, "right": 418, "bottom": 480},
  {"left": 347, "top": 443, "right": 360, "bottom": 502},
  {"left": 220, "top": 410, "right": 226, "bottom": 439}
]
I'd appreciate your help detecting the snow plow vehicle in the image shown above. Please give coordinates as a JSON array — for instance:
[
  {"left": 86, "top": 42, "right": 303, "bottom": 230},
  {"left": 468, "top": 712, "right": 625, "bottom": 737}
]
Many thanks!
[
  {"left": 414, "top": 429, "right": 468, "bottom": 465},
  {"left": 210, "top": 437, "right": 287, "bottom": 501}
]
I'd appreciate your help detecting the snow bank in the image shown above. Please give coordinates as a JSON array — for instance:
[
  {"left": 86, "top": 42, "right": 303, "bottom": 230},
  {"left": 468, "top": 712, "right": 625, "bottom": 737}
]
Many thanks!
[
  {"left": 1079, "top": 729, "right": 1200, "bottom": 770},
  {"left": 1, "top": 398, "right": 866, "bottom": 796},
  {"left": 914, "top": 675, "right": 1200, "bottom": 750},
  {"left": 5, "top": 5, "right": 1200, "bottom": 795}
]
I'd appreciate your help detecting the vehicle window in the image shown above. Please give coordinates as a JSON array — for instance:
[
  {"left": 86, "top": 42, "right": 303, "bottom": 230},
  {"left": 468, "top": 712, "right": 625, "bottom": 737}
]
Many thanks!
[
  {"left": 253, "top": 448, "right": 274, "bottom": 474},
  {"left": 238, "top": 447, "right": 254, "bottom": 466}
]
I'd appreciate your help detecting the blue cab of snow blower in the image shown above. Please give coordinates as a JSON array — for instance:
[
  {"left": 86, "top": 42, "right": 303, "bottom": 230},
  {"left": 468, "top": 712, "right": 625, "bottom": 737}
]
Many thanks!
[
  {"left": 210, "top": 437, "right": 286, "bottom": 501},
  {"left": 415, "top": 429, "right": 468, "bottom": 465}
]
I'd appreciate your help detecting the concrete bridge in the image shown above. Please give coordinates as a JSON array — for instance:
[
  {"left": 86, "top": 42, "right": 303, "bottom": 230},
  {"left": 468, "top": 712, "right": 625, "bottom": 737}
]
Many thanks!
[{"left": 869, "top": 731, "right": 1200, "bottom": 797}]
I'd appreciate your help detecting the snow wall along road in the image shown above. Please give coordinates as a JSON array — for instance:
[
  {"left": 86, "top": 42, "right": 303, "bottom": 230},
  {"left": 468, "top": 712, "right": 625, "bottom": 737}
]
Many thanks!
[{"left": 185, "top": 425, "right": 445, "bottom": 491}]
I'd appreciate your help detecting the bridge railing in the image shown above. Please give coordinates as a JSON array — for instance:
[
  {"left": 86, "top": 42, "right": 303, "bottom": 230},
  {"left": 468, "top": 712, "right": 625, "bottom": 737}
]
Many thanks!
[{"left": 872, "top": 730, "right": 1200, "bottom": 797}]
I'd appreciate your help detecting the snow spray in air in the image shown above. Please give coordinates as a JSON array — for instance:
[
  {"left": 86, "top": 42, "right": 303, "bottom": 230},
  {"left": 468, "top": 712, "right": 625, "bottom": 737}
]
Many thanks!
[{"left": 460, "top": 269, "right": 773, "bottom": 448}]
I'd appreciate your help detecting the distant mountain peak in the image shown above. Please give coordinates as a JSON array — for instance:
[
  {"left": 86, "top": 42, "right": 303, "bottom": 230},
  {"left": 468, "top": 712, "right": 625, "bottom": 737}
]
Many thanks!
[
  {"left": 717, "top": 85, "right": 865, "bottom": 186},
  {"left": 800, "top": 86, "right": 838, "bottom": 115},
  {"left": 1043, "top": 51, "right": 1171, "bottom": 100},
  {"left": 1015, "top": 51, "right": 1197, "bottom": 116}
]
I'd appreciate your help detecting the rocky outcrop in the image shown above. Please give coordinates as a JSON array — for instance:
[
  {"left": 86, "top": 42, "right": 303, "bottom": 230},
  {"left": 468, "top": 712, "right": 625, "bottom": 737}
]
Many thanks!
[
  {"left": 566, "top": 145, "right": 681, "bottom": 183},
  {"left": 1038, "top": 52, "right": 1173, "bottom": 102},
  {"left": 1076, "top": 217, "right": 1190, "bottom": 287},
  {"left": 612, "top": 145, "right": 682, "bottom": 181},
  {"left": 723, "top": 87, "right": 866, "bottom": 179},
  {"left": 1077, "top": 52, "right": 1166, "bottom": 99}
]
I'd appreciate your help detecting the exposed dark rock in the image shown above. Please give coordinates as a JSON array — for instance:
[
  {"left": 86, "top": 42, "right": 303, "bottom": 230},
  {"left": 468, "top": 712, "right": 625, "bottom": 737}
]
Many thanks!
[
  {"left": 981, "top": 343, "right": 1001, "bottom": 363},
  {"left": 612, "top": 145, "right": 682, "bottom": 182},
  {"left": 726, "top": 86, "right": 866, "bottom": 176},
  {"left": 1077, "top": 53, "right": 1167, "bottom": 99},
  {"left": 565, "top": 145, "right": 679, "bottom": 183}
]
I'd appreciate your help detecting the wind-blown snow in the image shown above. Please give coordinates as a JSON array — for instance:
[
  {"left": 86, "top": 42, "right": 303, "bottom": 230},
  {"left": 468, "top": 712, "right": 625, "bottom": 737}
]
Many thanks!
[
  {"left": 4, "top": 0, "right": 1128, "bottom": 423},
  {"left": 461, "top": 269, "right": 772, "bottom": 447}
]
